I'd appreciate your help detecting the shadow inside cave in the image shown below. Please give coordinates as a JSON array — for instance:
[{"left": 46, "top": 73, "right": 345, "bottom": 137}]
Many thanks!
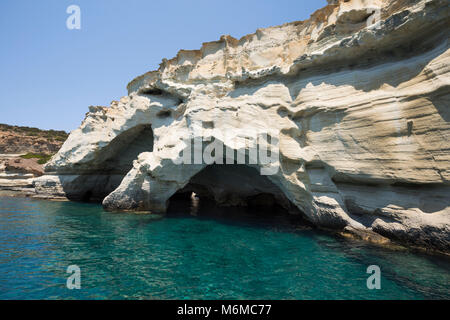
[
  {"left": 61, "top": 124, "right": 154, "bottom": 203},
  {"left": 166, "top": 164, "right": 312, "bottom": 229}
]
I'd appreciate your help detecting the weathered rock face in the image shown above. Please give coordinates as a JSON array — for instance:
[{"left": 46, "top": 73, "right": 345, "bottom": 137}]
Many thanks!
[{"left": 36, "top": 0, "right": 450, "bottom": 252}]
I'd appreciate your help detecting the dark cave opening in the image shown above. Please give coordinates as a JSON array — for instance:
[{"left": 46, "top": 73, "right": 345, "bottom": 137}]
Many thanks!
[
  {"left": 166, "top": 164, "right": 312, "bottom": 228},
  {"left": 81, "top": 190, "right": 93, "bottom": 202}
]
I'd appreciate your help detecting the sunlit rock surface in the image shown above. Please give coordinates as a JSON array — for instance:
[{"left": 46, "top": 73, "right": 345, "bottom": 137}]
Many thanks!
[{"left": 35, "top": 0, "right": 450, "bottom": 252}]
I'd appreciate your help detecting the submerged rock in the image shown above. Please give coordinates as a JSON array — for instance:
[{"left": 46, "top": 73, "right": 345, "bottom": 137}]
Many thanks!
[{"left": 36, "top": 0, "right": 450, "bottom": 252}]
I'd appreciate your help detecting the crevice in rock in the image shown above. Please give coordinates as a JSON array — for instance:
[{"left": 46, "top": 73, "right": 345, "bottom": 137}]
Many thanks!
[
  {"left": 141, "top": 88, "right": 163, "bottom": 95},
  {"left": 156, "top": 110, "right": 172, "bottom": 118},
  {"left": 138, "top": 87, "right": 185, "bottom": 106}
]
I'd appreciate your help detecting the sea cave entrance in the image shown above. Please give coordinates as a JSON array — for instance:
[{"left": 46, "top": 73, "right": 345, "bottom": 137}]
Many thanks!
[{"left": 167, "top": 164, "right": 310, "bottom": 226}]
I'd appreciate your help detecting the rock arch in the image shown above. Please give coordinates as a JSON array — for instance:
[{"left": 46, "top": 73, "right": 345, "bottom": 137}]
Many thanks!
[
  {"left": 47, "top": 124, "right": 154, "bottom": 202},
  {"left": 168, "top": 164, "right": 304, "bottom": 216}
]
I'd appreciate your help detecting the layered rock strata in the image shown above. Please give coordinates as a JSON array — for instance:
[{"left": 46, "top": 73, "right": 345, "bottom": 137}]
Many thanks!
[
  {"left": 0, "top": 156, "right": 44, "bottom": 195},
  {"left": 35, "top": 0, "right": 450, "bottom": 252}
]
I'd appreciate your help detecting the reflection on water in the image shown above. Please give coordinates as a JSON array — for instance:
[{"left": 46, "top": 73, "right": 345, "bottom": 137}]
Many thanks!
[{"left": 0, "top": 196, "right": 449, "bottom": 300}]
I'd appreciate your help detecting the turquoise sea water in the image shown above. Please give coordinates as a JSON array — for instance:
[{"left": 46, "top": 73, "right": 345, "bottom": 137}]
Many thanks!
[{"left": 0, "top": 196, "right": 448, "bottom": 300}]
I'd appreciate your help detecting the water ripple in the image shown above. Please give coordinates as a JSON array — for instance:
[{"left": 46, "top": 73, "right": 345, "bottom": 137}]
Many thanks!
[{"left": 0, "top": 196, "right": 449, "bottom": 299}]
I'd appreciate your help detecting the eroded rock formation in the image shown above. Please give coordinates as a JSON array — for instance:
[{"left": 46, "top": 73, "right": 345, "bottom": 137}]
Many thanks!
[{"left": 35, "top": 0, "right": 450, "bottom": 252}]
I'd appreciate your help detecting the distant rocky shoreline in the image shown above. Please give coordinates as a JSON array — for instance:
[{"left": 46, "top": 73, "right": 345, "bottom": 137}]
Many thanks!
[{"left": 0, "top": 124, "right": 68, "bottom": 195}]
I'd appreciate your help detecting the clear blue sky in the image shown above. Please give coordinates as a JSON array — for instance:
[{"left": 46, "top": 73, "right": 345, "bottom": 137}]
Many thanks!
[{"left": 0, "top": 0, "right": 326, "bottom": 132}]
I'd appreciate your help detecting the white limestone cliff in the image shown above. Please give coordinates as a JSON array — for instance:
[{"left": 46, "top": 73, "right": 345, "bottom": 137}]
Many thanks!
[{"left": 35, "top": 0, "right": 450, "bottom": 252}]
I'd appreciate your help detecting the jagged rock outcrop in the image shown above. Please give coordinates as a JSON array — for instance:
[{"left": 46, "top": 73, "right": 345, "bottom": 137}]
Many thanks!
[{"left": 35, "top": 0, "right": 450, "bottom": 252}]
